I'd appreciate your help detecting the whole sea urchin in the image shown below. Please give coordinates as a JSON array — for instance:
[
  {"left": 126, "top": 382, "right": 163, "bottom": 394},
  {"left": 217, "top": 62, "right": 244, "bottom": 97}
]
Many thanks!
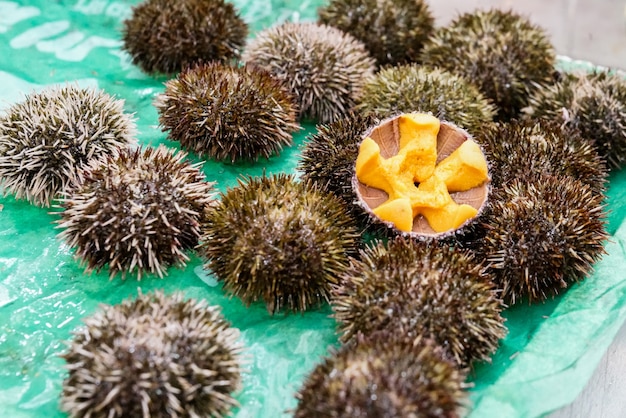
[
  {"left": 121, "top": 0, "right": 248, "bottom": 74},
  {"left": 525, "top": 70, "right": 626, "bottom": 169},
  {"left": 61, "top": 290, "right": 243, "bottom": 418},
  {"left": 333, "top": 237, "right": 506, "bottom": 366},
  {"left": 421, "top": 9, "right": 555, "bottom": 120},
  {"left": 318, "top": 0, "right": 435, "bottom": 67},
  {"left": 57, "top": 146, "right": 215, "bottom": 280},
  {"left": 357, "top": 65, "right": 496, "bottom": 134},
  {"left": 155, "top": 62, "right": 300, "bottom": 162},
  {"left": 242, "top": 22, "right": 375, "bottom": 123},
  {"left": 477, "top": 173, "right": 608, "bottom": 304},
  {"left": 295, "top": 333, "right": 468, "bottom": 418},
  {"left": 200, "top": 174, "right": 360, "bottom": 314},
  {"left": 0, "top": 85, "right": 135, "bottom": 207}
]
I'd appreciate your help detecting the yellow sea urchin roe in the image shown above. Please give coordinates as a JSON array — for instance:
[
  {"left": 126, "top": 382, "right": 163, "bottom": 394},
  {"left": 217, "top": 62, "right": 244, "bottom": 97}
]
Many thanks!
[{"left": 355, "top": 113, "right": 488, "bottom": 233}]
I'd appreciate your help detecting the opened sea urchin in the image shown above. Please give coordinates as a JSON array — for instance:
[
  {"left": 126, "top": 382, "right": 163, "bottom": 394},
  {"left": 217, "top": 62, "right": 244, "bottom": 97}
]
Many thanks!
[
  {"left": 155, "top": 62, "right": 300, "bottom": 162},
  {"left": 57, "top": 146, "right": 215, "bottom": 279},
  {"left": 421, "top": 9, "right": 555, "bottom": 120},
  {"left": 333, "top": 237, "right": 506, "bottom": 366},
  {"left": 60, "top": 290, "right": 243, "bottom": 418},
  {"left": 0, "top": 85, "right": 135, "bottom": 207},
  {"left": 122, "top": 0, "right": 248, "bottom": 74},
  {"left": 200, "top": 174, "right": 359, "bottom": 314},
  {"left": 242, "top": 22, "right": 375, "bottom": 123},
  {"left": 295, "top": 333, "right": 467, "bottom": 418},
  {"left": 318, "top": 0, "right": 435, "bottom": 67}
]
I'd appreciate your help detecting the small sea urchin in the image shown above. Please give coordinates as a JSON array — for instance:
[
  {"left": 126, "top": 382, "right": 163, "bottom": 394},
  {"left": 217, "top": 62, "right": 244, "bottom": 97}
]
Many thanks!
[
  {"left": 57, "top": 146, "right": 215, "bottom": 280},
  {"left": 421, "top": 9, "right": 555, "bottom": 120},
  {"left": 477, "top": 173, "right": 608, "bottom": 304},
  {"left": 155, "top": 62, "right": 300, "bottom": 162},
  {"left": 200, "top": 174, "right": 359, "bottom": 314},
  {"left": 0, "top": 85, "right": 135, "bottom": 207},
  {"left": 525, "top": 70, "right": 626, "bottom": 168},
  {"left": 333, "top": 237, "right": 506, "bottom": 366},
  {"left": 242, "top": 22, "right": 375, "bottom": 123},
  {"left": 121, "top": 0, "right": 248, "bottom": 74},
  {"left": 357, "top": 65, "right": 496, "bottom": 134},
  {"left": 60, "top": 290, "right": 243, "bottom": 418},
  {"left": 318, "top": 0, "right": 435, "bottom": 67},
  {"left": 295, "top": 333, "right": 468, "bottom": 418}
]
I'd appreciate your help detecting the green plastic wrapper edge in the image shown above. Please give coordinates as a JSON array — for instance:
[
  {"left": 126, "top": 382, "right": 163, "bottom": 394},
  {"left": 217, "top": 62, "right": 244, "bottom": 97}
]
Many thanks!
[{"left": 1, "top": 1, "right": 625, "bottom": 417}]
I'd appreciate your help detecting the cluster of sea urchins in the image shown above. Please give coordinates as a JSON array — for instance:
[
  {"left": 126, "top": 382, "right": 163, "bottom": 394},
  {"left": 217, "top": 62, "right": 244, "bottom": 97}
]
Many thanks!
[
  {"left": 0, "top": 85, "right": 135, "bottom": 207},
  {"left": 56, "top": 146, "right": 215, "bottom": 280},
  {"left": 60, "top": 291, "right": 243, "bottom": 418}
]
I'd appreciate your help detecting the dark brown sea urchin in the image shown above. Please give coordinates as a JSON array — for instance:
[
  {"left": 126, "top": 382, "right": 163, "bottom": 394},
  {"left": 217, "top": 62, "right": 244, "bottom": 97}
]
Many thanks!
[
  {"left": 242, "top": 22, "right": 375, "bottom": 123},
  {"left": 295, "top": 333, "right": 468, "bottom": 418},
  {"left": 57, "top": 146, "right": 215, "bottom": 280},
  {"left": 200, "top": 174, "right": 360, "bottom": 314},
  {"left": 0, "top": 85, "right": 135, "bottom": 207},
  {"left": 155, "top": 62, "right": 300, "bottom": 162},
  {"left": 333, "top": 237, "right": 506, "bottom": 366},
  {"left": 121, "top": 0, "right": 248, "bottom": 74},
  {"left": 318, "top": 0, "right": 435, "bottom": 67},
  {"left": 60, "top": 290, "right": 243, "bottom": 418}
]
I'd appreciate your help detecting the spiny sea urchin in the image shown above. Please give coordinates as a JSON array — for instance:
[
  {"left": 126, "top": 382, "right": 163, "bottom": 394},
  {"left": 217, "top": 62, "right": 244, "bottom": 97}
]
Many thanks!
[
  {"left": 333, "top": 237, "right": 506, "bottom": 366},
  {"left": 0, "top": 85, "right": 135, "bottom": 207},
  {"left": 200, "top": 174, "right": 360, "bottom": 314},
  {"left": 318, "top": 0, "right": 435, "bottom": 67},
  {"left": 56, "top": 146, "right": 215, "bottom": 280},
  {"left": 474, "top": 119, "right": 607, "bottom": 192},
  {"left": 155, "top": 62, "right": 300, "bottom": 162},
  {"left": 121, "top": 0, "right": 248, "bottom": 74},
  {"left": 60, "top": 290, "right": 243, "bottom": 418},
  {"left": 294, "top": 332, "right": 468, "bottom": 418},
  {"left": 525, "top": 70, "right": 626, "bottom": 169},
  {"left": 477, "top": 173, "right": 607, "bottom": 304},
  {"left": 241, "top": 22, "right": 375, "bottom": 123},
  {"left": 420, "top": 9, "right": 555, "bottom": 120},
  {"left": 357, "top": 65, "right": 496, "bottom": 134}
]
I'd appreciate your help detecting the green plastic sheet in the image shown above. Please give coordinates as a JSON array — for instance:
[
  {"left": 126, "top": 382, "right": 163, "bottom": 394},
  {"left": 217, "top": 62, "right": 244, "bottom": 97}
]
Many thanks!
[{"left": 1, "top": 1, "right": 626, "bottom": 417}]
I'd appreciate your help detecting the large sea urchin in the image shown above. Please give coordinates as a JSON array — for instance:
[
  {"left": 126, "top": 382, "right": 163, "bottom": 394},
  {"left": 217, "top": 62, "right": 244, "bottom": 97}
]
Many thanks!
[
  {"left": 200, "top": 174, "right": 359, "bottom": 314},
  {"left": 155, "top": 62, "right": 300, "bottom": 162},
  {"left": 57, "top": 146, "right": 215, "bottom": 280},
  {"left": 318, "top": 0, "right": 435, "bottom": 67},
  {"left": 357, "top": 65, "right": 496, "bottom": 134},
  {"left": 61, "top": 290, "right": 243, "bottom": 418},
  {"left": 0, "top": 85, "right": 135, "bottom": 207},
  {"left": 421, "top": 9, "right": 555, "bottom": 120},
  {"left": 242, "top": 22, "right": 375, "bottom": 123},
  {"left": 333, "top": 237, "right": 506, "bottom": 366},
  {"left": 122, "top": 0, "right": 248, "bottom": 74},
  {"left": 295, "top": 333, "right": 468, "bottom": 418}
]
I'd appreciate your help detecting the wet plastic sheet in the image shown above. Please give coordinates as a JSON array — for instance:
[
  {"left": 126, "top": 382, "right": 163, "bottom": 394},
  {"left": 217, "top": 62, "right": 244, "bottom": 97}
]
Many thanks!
[{"left": 1, "top": 1, "right": 626, "bottom": 417}]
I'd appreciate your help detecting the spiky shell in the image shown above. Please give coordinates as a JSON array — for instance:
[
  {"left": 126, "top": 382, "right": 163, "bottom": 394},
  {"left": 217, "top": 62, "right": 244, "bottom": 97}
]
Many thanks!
[
  {"left": 477, "top": 173, "right": 608, "bottom": 304},
  {"left": 420, "top": 9, "right": 555, "bottom": 120},
  {"left": 333, "top": 237, "right": 506, "bottom": 366},
  {"left": 200, "top": 174, "right": 360, "bottom": 314},
  {"left": 56, "top": 146, "right": 215, "bottom": 280},
  {"left": 357, "top": 65, "right": 496, "bottom": 134},
  {"left": 294, "top": 332, "right": 468, "bottom": 418},
  {"left": 525, "top": 70, "right": 626, "bottom": 169},
  {"left": 474, "top": 119, "right": 607, "bottom": 192},
  {"left": 241, "top": 22, "right": 375, "bottom": 123},
  {"left": 318, "top": 0, "right": 435, "bottom": 67},
  {"left": 155, "top": 63, "right": 300, "bottom": 162},
  {"left": 0, "top": 85, "right": 135, "bottom": 207},
  {"left": 121, "top": 0, "right": 248, "bottom": 74},
  {"left": 60, "top": 290, "right": 243, "bottom": 418}
]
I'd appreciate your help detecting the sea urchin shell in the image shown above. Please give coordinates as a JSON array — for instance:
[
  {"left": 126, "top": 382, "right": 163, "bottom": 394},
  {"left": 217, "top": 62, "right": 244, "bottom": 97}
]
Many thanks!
[
  {"left": 60, "top": 290, "right": 243, "bottom": 418},
  {"left": 56, "top": 146, "right": 215, "bottom": 280}
]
